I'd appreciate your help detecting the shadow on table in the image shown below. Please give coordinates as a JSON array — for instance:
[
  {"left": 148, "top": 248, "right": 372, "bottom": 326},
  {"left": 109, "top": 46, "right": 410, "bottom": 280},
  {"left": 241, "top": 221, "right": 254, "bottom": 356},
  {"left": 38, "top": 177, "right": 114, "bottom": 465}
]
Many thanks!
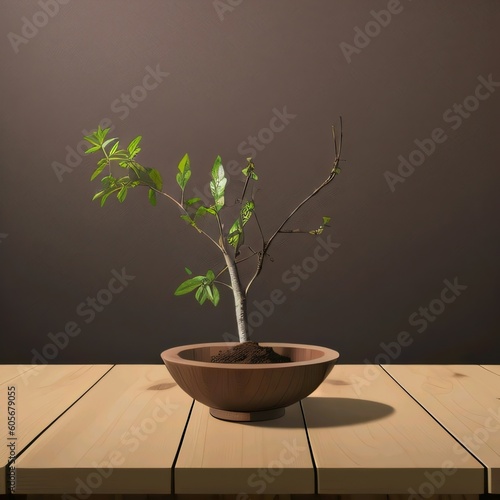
[
  {"left": 147, "top": 381, "right": 176, "bottom": 391},
  {"left": 245, "top": 397, "right": 394, "bottom": 428},
  {"left": 301, "top": 397, "right": 395, "bottom": 427}
]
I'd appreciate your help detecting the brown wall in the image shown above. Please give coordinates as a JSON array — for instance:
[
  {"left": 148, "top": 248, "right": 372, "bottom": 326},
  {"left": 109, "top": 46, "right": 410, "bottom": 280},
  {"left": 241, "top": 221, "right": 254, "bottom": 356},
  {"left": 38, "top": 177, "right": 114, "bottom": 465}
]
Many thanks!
[{"left": 1, "top": 0, "right": 499, "bottom": 364}]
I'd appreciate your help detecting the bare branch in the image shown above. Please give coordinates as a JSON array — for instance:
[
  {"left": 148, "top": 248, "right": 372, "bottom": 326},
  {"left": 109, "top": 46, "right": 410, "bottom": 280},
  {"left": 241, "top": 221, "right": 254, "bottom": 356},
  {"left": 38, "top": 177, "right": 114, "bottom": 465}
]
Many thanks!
[
  {"left": 214, "top": 280, "right": 232, "bottom": 290},
  {"left": 153, "top": 188, "right": 223, "bottom": 251},
  {"left": 245, "top": 118, "right": 344, "bottom": 295}
]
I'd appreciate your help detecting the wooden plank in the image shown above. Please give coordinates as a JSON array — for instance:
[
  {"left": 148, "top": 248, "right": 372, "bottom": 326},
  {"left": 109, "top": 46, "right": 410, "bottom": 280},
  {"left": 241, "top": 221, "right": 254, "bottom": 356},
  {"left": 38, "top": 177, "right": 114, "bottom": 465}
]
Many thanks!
[
  {"left": 19, "top": 495, "right": 480, "bottom": 500},
  {"left": 175, "top": 401, "right": 314, "bottom": 494},
  {"left": 302, "top": 365, "right": 484, "bottom": 495},
  {"left": 15, "top": 365, "right": 193, "bottom": 495},
  {"left": 388, "top": 495, "right": 478, "bottom": 500},
  {"left": 0, "top": 364, "right": 112, "bottom": 494},
  {"left": 481, "top": 365, "right": 500, "bottom": 377},
  {"left": 0, "top": 365, "right": 37, "bottom": 385},
  {"left": 384, "top": 364, "right": 500, "bottom": 493}
]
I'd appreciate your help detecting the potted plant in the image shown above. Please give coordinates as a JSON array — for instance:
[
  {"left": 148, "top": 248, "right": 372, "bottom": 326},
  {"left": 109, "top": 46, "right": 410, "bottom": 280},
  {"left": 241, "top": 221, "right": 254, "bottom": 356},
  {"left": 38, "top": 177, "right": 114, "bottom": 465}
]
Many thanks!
[{"left": 83, "top": 120, "right": 344, "bottom": 421}]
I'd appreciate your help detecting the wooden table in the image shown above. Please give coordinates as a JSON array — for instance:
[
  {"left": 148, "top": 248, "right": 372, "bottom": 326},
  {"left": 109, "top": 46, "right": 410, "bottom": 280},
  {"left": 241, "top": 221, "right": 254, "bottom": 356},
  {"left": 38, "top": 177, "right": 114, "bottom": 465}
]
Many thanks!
[{"left": 1, "top": 364, "right": 499, "bottom": 498}]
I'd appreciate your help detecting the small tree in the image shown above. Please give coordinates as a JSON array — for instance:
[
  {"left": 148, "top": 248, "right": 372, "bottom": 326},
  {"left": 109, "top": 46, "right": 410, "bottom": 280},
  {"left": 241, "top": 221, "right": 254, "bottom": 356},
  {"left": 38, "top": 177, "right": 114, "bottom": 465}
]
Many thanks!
[{"left": 84, "top": 120, "right": 343, "bottom": 343}]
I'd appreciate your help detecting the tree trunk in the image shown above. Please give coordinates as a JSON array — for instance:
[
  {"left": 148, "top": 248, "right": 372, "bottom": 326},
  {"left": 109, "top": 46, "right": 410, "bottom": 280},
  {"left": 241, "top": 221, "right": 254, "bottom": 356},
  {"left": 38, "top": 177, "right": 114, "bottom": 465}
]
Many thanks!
[{"left": 223, "top": 252, "right": 249, "bottom": 342}]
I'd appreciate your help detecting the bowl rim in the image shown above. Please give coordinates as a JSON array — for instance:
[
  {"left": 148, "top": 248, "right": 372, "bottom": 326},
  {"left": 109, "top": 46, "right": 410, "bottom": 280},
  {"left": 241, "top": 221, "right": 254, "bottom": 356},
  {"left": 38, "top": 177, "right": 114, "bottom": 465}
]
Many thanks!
[{"left": 160, "top": 342, "right": 340, "bottom": 369}]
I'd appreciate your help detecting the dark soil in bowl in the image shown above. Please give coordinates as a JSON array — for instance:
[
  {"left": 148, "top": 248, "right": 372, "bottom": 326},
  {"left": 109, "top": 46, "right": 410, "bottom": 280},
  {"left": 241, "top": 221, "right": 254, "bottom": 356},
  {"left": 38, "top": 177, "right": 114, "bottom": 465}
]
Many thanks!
[{"left": 211, "top": 341, "right": 292, "bottom": 364}]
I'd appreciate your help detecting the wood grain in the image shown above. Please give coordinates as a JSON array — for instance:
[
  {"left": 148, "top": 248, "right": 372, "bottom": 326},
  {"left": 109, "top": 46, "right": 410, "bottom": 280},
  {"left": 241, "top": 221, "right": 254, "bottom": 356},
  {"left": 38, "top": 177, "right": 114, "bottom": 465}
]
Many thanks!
[
  {"left": 0, "top": 364, "right": 112, "bottom": 494},
  {"left": 384, "top": 364, "right": 500, "bottom": 493},
  {"left": 301, "top": 365, "right": 484, "bottom": 494},
  {"left": 15, "top": 365, "right": 193, "bottom": 495},
  {"left": 175, "top": 401, "right": 314, "bottom": 494}
]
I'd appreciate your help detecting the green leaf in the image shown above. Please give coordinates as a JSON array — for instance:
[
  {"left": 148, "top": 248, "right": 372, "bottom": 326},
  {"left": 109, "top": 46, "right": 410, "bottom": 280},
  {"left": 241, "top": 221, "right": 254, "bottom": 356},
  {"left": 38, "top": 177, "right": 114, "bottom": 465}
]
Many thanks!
[
  {"left": 147, "top": 168, "right": 163, "bottom": 190},
  {"left": 101, "top": 175, "right": 113, "bottom": 188},
  {"left": 178, "top": 153, "right": 189, "bottom": 174},
  {"left": 102, "top": 138, "right": 118, "bottom": 149},
  {"left": 97, "top": 157, "right": 108, "bottom": 168},
  {"left": 95, "top": 127, "right": 110, "bottom": 145},
  {"left": 100, "top": 127, "right": 110, "bottom": 142},
  {"left": 227, "top": 201, "right": 254, "bottom": 250},
  {"left": 117, "top": 186, "right": 128, "bottom": 203},
  {"left": 85, "top": 145, "right": 101, "bottom": 154},
  {"left": 109, "top": 141, "right": 119, "bottom": 156},
  {"left": 176, "top": 153, "right": 191, "bottom": 191},
  {"left": 309, "top": 216, "right": 331, "bottom": 235},
  {"left": 185, "top": 197, "right": 201, "bottom": 206},
  {"left": 227, "top": 219, "right": 242, "bottom": 249},
  {"left": 241, "top": 200, "right": 255, "bottom": 225},
  {"left": 130, "top": 148, "right": 141, "bottom": 159},
  {"left": 176, "top": 171, "right": 191, "bottom": 190},
  {"left": 174, "top": 276, "right": 204, "bottom": 295},
  {"left": 195, "top": 206, "right": 216, "bottom": 218},
  {"left": 128, "top": 162, "right": 143, "bottom": 181},
  {"left": 90, "top": 163, "right": 107, "bottom": 181},
  {"left": 185, "top": 267, "right": 192, "bottom": 275},
  {"left": 205, "top": 284, "right": 214, "bottom": 302},
  {"left": 211, "top": 284, "right": 220, "bottom": 306},
  {"left": 148, "top": 188, "right": 156, "bottom": 206},
  {"left": 110, "top": 152, "right": 129, "bottom": 162},
  {"left": 92, "top": 190, "right": 105, "bottom": 201},
  {"left": 127, "top": 136, "right": 142, "bottom": 154},
  {"left": 210, "top": 156, "right": 227, "bottom": 212},
  {"left": 83, "top": 135, "right": 100, "bottom": 147},
  {"left": 206, "top": 269, "right": 215, "bottom": 282},
  {"left": 197, "top": 287, "right": 208, "bottom": 305},
  {"left": 180, "top": 214, "right": 192, "bottom": 224},
  {"left": 100, "top": 188, "right": 119, "bottom": 207},
  {"left": 242, "top": 158, "right": 258, "bottom": 180}
]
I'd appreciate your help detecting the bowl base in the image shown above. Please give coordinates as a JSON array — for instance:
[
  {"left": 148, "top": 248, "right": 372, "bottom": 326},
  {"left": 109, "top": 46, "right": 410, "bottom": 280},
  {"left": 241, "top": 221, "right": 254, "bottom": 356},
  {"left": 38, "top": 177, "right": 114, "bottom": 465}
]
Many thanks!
[{"left": 210, "top": 407, "right": 286, "bottom": 422}]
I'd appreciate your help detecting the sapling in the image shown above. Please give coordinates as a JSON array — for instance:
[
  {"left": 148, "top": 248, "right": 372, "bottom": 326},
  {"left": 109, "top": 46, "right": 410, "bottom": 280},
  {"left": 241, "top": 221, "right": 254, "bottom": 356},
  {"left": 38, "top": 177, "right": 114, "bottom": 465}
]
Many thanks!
[{"left": 83, "top": 121, "right": 343, "bottom": 350}]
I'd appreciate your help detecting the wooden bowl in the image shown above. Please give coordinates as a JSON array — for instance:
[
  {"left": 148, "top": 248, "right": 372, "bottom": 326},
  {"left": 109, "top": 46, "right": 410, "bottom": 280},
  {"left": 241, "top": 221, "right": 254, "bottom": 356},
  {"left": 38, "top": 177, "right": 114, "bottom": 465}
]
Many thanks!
[{"left": 161, "top": 342, "right": 339, "bottom": 422}]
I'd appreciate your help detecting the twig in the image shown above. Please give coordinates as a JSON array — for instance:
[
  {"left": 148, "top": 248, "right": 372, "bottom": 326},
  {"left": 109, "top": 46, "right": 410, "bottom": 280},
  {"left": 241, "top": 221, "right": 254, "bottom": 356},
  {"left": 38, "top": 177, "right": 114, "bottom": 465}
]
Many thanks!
[{"left": 244, "top": 118, "right": 343, "bottom": 295}]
